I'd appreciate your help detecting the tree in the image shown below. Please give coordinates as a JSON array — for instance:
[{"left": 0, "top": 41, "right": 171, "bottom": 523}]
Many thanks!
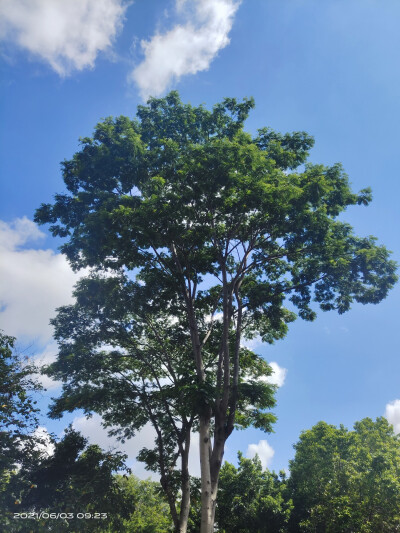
[
  {"left": 42, "top": 273, "right": 277, "bottom": 532},
  {"left": 0, "top": 330, "right": 44, "bottom": 526},
  {"left": 0, "top": 331, "right": 41, "bottom": 464},
  {"left": 288, "top": 418, "right": 400, "bottom": 532},
  {"left": 35, "top": 91, "right": 397, "bottom": 532},
  {"left": 216, "top": 453, "right": 292, "bottom": 532},
  {"left": 114, "top": 475, "right": 173, "bottom": 532},
  {"left": 6, "top": 427, "right": 133, "bottom": 532}
]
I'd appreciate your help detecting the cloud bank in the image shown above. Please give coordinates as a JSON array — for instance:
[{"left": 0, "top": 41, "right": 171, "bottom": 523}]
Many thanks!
[
  {"left": 131, "top": 0, "right": 241, "bottom": 99},
  {"left": 0, "top": 0, "right": 127, "bottom": 75},
  {"left": 385, "top": 399, "right": 400, "bottom": 434},
  {"left": 32, "top": 426, "right": 55, "bottom": 457},
  {"left": 0, "top": 217, "right": 82, "bottom": 343}
]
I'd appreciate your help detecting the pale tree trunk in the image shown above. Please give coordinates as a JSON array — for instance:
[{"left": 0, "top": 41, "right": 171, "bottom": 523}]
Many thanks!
[
  {"left": 170, "top": 244, "right": 244, "bottom": 533},
  {"left": 209, "top": 480, "right": 218, "bottom": 531},
  {"left": 199, "top": 422, "right": 225, "bottom": 533},
  {"left": 178, "top": 430, "right": 191, "bottom": 533},
  {"left": 199, "top": 415, "right": 214, "bottom": 533}
]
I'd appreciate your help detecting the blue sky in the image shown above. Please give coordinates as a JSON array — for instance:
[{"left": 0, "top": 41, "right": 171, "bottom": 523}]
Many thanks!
[{"left": 1, "top": 0, "right": 399, "bottom": 475}]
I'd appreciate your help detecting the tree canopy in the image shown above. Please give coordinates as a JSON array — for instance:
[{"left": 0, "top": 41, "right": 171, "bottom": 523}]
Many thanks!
[
  {"left": 35, "top": 91, "right": 397, "bottom": 532},
  {"left": 216, "top": 453, "right": 292, "bottom": 533},
  {"left": 288, "top": 417, "right": 400, "bottom": 532}
]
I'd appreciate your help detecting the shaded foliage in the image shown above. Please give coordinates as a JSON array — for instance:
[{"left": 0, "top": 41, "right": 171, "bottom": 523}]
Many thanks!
[
  {"left": 216, "top": 453, "right": 292, "bottom": 533},
  {"left": 0, "top": 331, "right": 44, "bottom": 527},
  {"left": 3, "top": 428, "right": 132, "bottom": 532}
]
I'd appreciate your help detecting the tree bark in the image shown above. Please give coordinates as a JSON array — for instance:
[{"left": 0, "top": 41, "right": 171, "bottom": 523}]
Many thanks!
[
  {"left": 199, "top": 414, "right": 215, "bottom": 533},
  {"left": 178, "top": 429, "right": 191, "bottom": 533}
]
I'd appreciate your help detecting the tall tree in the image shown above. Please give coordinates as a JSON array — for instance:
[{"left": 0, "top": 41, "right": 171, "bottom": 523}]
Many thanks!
[{"left": 35, "top": 91, "right": 397, "bottom": 532}]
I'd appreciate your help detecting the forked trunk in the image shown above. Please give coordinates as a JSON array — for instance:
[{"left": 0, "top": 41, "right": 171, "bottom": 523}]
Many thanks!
[{"left": 199, "top": 416, "right": 226, "bottom": 533}]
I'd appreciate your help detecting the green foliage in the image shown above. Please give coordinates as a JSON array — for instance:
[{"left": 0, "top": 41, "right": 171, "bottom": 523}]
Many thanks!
[
  {"left": 288, "top": 417, "right": 400, "bottom": 532},
  {"left": 113, "top": 475, "right": 173, "bottom": 532},
  {"left": 34, "top": 91, "right": 397, "bottom": 531},
  {"left": 35, "top": 91, "right": 397, "bottom": 325},
  {"left": 0, "top": 331, "right": 41, "bottom": 451},
  {"left": 3, "top": 427, "right": 132, "bottom": 532},
  {"left": 0, "top": 331, "right": 43, "bottom": 525},
  {"left": 215, "top": 453, "right": 292, "bottom": 533}
]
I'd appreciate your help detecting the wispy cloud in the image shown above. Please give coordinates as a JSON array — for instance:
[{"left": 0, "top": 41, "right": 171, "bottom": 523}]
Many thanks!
[
  {"left": 72, "top": 414, "right": 201, "bottom": 479},
  {"left": 33, "top": 342, "right": 62, "bottom": 390},
  {"left": 0, "top": 0, "right": 127, "bottom": 75},
  {"left": 385, "top": 399, "right": 400, "bottom": 434},
  {"left": 246, "top": 439, "right": 274, "bottom": 469},
  {"left": 131, "top": 0, "right": 241, "bottom": 99}
]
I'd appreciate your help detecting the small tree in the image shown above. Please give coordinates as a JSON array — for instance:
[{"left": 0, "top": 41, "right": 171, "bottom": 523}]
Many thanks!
[
  {"left": 36, "top": 92, "right": 397, "bottom": 532},
  {"left": 115, "top": 475, "right": 173, "bottom": 532}
]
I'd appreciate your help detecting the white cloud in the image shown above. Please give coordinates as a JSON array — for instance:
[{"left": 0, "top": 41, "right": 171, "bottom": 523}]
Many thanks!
[
  {"left": 385, "top": 399, "right": 400, "bottom": 434},
  {"left": 0, "top": 0, "right": 127, "bottom": 75},
  {"left": 32, "top": 426, "right": 55, "bottom": 457},
  {"left": 243, "top": 360, "right": 287, "bottom": 388},
  {"left": 242, "top": 335, "right": 262, "bottom": 351},
  {"left": 246, "top": 439, "right": 274, "bottom": 469},
  {"left": 260, "top": 361, "right": 287, "bottom": 388},
  {"left": 0, "top": 216, "right": 44, "bottom": 248},
  {"left": 0, "top": 217, "right": 82, "bottom": 343},
  {"left": 131, "top": 0, "right": 241, "bottom": 99},
  {"left": 73, "top": 414, "right": 157, "bottom": 478}
]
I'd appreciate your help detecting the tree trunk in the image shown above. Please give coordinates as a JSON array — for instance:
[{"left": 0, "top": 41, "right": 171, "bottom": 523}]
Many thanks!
[
  {"left": 178, "top": 431, "right": 191, "bottom": 533},
  {"left": 209, "top": 479, "right": 218, "bottom": 531},
  {"left": 162, "top": 477, "right": 180, "bottom": 531},
  {"left": 199, "top": 415, "right": 215, "bottom": 533}
]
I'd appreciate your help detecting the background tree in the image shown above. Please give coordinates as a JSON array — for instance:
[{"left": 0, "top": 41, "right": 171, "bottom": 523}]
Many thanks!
[
  {"left": 35, "top": 91, "right": 397, "bottom": 532},
  {"left": 216, "top": 453, "right": 292, "bottom": 533},
  {"left": 5, "top": 427, "right": 133, "bottom": 532},
  {"left": 0, "top": 330, "right": 44, "bottom": 528},
  {"left": 0, "top": 331, "right": 41, "bottom": 465},
  {"left": 114, "top": 475, "right": 173, "bottom": 533},
  {"left": 288, "top": 418, "right": 400, "bottom": 532}
]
